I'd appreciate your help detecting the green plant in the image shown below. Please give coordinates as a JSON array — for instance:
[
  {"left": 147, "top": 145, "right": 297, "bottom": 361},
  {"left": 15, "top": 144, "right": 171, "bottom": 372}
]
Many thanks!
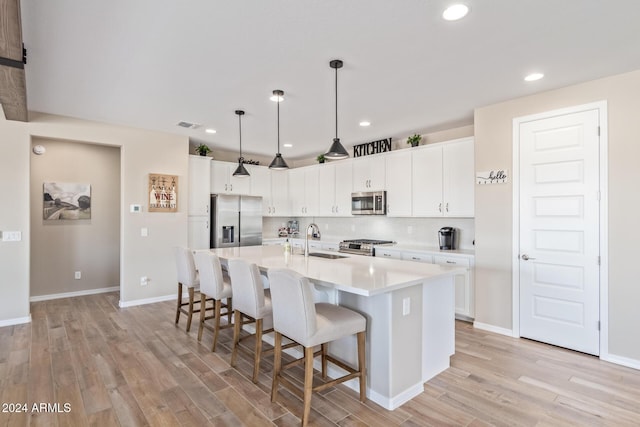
[
  {"left": 407, "top": 134, "right": 422, "bottom": 146},
  {"left": 195, "top": 144, "right": 211, "bottom": 156},
  {"left": 316, "top": 154, "right": 326, "bottom": 163}
]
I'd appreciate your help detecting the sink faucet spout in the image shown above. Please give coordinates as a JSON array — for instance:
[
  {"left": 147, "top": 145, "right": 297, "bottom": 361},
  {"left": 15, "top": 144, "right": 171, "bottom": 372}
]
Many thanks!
[{"left": 304, "top": 223, "right": 320, "bottom": 257}]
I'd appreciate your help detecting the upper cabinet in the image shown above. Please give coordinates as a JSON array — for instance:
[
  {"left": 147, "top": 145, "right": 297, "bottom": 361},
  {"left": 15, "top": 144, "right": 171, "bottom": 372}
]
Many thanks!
[
  {"left": 318, "top": 161, "right": 353, "bottom": 216},
  {"left": 412, "top": 137, "right": 474, "bottom": 217},
  {"left": 210, "top": 160, "right": 251, "bottom": 195},
  {"left": 188, "top": 155, "right": 211, "bottom": 216},
  {"left": 289, "top": 166, "right": 318, "bottom": 217},
  {"left": 385, "top": 150, "right": 413, "bottom": 216},
  {"left": 249, "top": 165, "right": 290, "bottom": 216},
  {"left": 352, "top": 155, "right": 385, "bottom": 192}
]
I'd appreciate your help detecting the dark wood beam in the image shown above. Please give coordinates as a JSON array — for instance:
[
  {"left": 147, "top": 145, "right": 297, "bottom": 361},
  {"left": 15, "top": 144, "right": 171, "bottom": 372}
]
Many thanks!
[{"left": 0, "top": 0, "right": 28, "bottom": 121}]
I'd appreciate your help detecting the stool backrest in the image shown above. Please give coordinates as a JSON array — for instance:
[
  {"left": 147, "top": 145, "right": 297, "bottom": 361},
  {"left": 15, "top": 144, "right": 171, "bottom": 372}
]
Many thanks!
[
  {"left": 228, "top": 259, "right": 265, "bottom": 318},
  {"left": 193, "top": 251, "right": 225, "bottom": 298},
  {"left": 174, "top": 246, "right": 198, "bottom": 287},
  {"left": 268, "top": 268, "right": 317, "bottom": 343}
]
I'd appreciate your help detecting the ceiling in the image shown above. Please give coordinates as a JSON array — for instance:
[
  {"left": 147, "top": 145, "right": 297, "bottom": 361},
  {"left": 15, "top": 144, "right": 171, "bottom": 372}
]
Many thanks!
[{"left": 19, "top": 0, "right": 640, "bottom": 160}]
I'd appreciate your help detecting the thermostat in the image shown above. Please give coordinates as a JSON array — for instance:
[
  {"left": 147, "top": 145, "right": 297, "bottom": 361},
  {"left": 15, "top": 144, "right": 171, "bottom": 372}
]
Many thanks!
[{"left": 130, "top": 204, "right": 142, "bottom": 213}]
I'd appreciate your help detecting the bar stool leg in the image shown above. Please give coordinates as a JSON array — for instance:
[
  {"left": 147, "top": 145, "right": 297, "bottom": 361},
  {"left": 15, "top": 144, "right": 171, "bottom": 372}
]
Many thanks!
[
  {"left": 321, "top": 343, "right": 328, "bottom": 379},
  {"left": 253, "top": 318, "right": 263, "bottom": 383},
  {"left": 357, "top": 331, "right": 366, "bottom": 402},
  {"left": 197, "top": 292, "right": 207, "bottom": 341},
  {"left": 271, "top": 332, "right": 282, "bottom": 402},
  {"left": 186, "top": 287, "right": 195, "bottom": 332},
  {"left": 211, "top": 299, "right": 222, "bottom": 352},
  {"left": 302, "top": 346, "right": 314, "bottom": 426},
  {"left": 230, "top": 310, "right": 242, "bottom": 367},
  {"left": 175, "top": 282, "right": 183, "bottom": 324}
]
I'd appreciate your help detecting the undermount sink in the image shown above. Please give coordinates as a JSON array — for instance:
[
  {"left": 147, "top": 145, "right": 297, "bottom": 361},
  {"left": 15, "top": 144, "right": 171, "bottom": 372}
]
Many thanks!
[{"left": 307, "top": 252, "right": 348, "bottom": 259}]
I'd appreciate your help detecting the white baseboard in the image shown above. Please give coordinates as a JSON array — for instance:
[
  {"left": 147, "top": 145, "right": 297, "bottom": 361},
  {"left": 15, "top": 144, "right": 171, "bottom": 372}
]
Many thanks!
[
  {"left": 473, "top": 321, "right": 513, "bottom": 337},
  {"left": 30, "top": 286, "right": 119, "bottom": 302},
  {"left": 119, "top": 293, "right": 177, "bottom": 308},
  {"left": 0, "top": 314, "right": 32, "bottom": 327},
  {"left": 601, "top": 353, "right": 640, "bottom": 370}
]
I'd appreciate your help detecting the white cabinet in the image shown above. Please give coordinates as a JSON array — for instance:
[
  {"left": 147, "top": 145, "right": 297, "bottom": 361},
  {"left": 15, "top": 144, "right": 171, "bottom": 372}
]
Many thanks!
[
  {"left": 412, "top": 138, "right": 474, "bottom": 217},
  {"left": 289, "top": 166, "right": 318, "bottom": 217},
  {"left": 244, "top": 165, "right": 290, "bottom": 216},
  {"left": 188, "top": 156, "right": 211, "bottom": 249},
  {"left": 385, "top": 150, "right": 412, "bottom": 216},
  {"left": 352, "top": 155, "right": 385, "bottom": 191},
  {"left": 210, "top": 160, "right": 251, "bottom": 195},
  {"left": 401, "top": 251, "right": 433, "bottom": 263},
  {"left": 433, "top": 255, "right": 473, "bottom": 319},
  {"left": 374, "top": 248, "right": 401, "bottom": 259},
  {"left": 188, "top": 155, "right": 211, "bottom": 216},
  {"left": 270, "top": 169, "right": 290, "bottom": 216},
  {"left": 318, "top": 161, "right": 352, "bottom": 216}
]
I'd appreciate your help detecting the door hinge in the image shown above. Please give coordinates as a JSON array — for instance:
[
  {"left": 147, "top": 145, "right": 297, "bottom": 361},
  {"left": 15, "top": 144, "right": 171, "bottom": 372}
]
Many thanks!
[
  {"left": 597, "top": 321, "right": 601, "bottom": 331},
  {"left": 597, "top": 126, "right": 600, "bottom": 136},
  {"left": 597, "top": 256, "right": 601, "bottom": 266}
]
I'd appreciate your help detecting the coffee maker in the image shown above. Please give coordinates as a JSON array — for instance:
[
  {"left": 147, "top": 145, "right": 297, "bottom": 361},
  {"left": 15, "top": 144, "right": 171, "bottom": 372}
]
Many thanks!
[{"left": 438, "top": 227, "right": 456, "bottom": 250}]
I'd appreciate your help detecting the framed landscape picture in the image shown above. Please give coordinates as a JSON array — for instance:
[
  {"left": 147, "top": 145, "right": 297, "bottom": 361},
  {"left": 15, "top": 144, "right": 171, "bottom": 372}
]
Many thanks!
[
  {"left": 148, "top": 173, "right": 178, "bottom": 212},
  {"left": 43, "top": 182, "right": 91, "bottom": 220}
]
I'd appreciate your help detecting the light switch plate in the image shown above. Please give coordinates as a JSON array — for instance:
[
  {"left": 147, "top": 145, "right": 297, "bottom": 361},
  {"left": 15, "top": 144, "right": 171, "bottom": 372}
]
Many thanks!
[{"left": 1, "top": 231, "right": 22, "bottom": 242}]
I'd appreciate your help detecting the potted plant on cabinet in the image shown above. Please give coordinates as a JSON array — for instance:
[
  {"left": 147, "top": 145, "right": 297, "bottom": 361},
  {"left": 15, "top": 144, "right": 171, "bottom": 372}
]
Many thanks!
[
  {"left": 407, "top": 134, "right": 422, "bottom": 147},
  {"left": 195, "top": 144, "right": 211, "bottom": 156},
  {"left": 316, "top": 154, "right": 326, "bottom": 164}
]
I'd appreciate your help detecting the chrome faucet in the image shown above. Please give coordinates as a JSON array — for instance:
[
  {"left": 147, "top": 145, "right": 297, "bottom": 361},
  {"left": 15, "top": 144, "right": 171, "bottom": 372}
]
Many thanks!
[{"left": 304, "top": 223, "right": 320, "bottom": 257}]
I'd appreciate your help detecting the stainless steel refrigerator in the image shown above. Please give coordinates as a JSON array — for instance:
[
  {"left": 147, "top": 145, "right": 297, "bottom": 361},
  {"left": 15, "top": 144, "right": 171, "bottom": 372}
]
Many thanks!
[{"left": 210, "top": 194, "right": 263, "bottom": 248}]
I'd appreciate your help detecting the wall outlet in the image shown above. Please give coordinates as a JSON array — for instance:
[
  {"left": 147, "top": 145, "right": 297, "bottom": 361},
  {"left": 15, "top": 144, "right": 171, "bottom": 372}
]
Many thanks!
[
  {"left": 74, "top": 271, "right": 81, "bottom": 280},
  {"left": 402, "top": 297, "right": 411, "bottom": 316},
  {"left": 140, "top": 276, "right": 148, "bottom": 286},
  {"left": 407, "top": 225, "right": 413, "bottom": 234},
  {"left": 141, "top": 227, "right": 148, "bottom": 237}
]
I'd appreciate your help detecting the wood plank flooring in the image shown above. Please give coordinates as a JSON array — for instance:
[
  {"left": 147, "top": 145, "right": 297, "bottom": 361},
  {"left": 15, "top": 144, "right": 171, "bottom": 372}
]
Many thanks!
[{"left": 1, "top": 292, "right": 639, "bottom": 426}]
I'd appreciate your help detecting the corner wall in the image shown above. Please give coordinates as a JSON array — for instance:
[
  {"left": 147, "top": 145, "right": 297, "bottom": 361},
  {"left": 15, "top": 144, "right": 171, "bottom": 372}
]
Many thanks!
[{"left": 474, "top": 69, "right": 640, "bottom": 361}]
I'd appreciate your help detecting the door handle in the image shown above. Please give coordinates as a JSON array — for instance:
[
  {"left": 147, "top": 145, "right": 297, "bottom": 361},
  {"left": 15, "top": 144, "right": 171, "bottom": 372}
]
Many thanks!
[{"left": 521, "top": 254, "right": 536, "bottom": 261}]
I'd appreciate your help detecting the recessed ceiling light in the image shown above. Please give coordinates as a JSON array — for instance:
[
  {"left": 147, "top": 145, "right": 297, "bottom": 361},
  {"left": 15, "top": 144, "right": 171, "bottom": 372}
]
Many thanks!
[
  {"left": 270, "top": 93, "right": 284, "bottom": 102},
  {"left": 283, "top": 143, "right": 293, "bottom": 148},
  {"left": 443, "top": 4, "right": 469, "bottom": 21},
  {"left": 359, "top": 121, "right": 371, "bottom": 127},
  {"left": 524, "top": 72, "right": 544, "bottom": 82},
  {"left": 205, "top": 128, "right": 216, "bottom": 134}
]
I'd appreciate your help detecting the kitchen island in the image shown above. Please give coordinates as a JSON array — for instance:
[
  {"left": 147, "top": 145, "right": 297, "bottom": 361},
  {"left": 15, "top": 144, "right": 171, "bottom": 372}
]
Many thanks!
[{"left": 210, "top": 245, "right": 461, "bottom": 410}]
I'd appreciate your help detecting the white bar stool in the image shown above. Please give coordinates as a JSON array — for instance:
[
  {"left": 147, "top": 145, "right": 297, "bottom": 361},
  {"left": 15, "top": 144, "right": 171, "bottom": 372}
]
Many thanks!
[
  {"left": 173, "top": 246, "right": 202, "bottom": 332},
  {"left": 193, "top": 251, "right": 233, "bottom": 351},
  {"left": 268, "top": 268, "right": 367, "bottom": 426}
]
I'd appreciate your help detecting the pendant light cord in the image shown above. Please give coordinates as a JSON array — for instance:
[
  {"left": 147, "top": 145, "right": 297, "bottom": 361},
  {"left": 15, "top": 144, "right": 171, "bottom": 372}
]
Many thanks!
[
  {"left": 335, "top": 65, "right": 338, "bottom": 139},
  {"left": 277, "top": 95, "right": 280, "bottom": 154},
  {"left": 238, "top": 113, "right": 242, "bottom": 158}
]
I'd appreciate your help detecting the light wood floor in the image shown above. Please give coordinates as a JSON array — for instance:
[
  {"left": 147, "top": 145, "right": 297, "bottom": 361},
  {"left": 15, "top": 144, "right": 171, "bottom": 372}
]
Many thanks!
[{"left": 1, "top": 292, "right": 639, "bottom": 426}]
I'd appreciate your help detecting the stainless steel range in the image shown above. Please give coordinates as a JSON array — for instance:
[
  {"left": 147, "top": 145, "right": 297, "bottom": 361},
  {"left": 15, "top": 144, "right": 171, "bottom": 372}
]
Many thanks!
[{"left": 339, "top": 239, "right": 395, "bottom": 256}]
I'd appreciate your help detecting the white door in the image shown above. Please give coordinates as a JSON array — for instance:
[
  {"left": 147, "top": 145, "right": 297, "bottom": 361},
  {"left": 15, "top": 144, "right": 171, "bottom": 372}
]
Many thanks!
[{"left": 518, "top": 109, "right": 600, "bottom": 355}]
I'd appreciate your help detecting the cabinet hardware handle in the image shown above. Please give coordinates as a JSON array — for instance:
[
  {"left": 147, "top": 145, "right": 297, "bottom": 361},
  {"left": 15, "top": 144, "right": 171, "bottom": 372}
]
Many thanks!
[
  {"left": 268, "top": 207, "right": 271, "bottom": 214},
  {"left": 225, "top": 184, "right": 228, "bottom": 191},
  {"left": 446, "top": 260, "right": 456, "bottom": 264},
  {"left": 446, "top": 202, "right": 449, "bottom": 212},
  {"left": 383, "top": 253, "right": 391, "bottom": 257},
  {"left": 230, "top": 184, "right": 233, "bottom": 191},
  {"left": 272, "top": 207, "right": 275, "bottom": 214},
  {"left": 438, "top": 203, "right": 442, "bottom": 212},
  {"left": 412, "top": 257, "right": 419, "bottom": 260}
]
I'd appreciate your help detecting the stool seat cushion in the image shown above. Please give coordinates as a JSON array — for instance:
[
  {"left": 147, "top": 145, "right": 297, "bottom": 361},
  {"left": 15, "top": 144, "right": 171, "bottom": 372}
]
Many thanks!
[{"left": 306, "top": 303, "right": 365, "bottom": 348}]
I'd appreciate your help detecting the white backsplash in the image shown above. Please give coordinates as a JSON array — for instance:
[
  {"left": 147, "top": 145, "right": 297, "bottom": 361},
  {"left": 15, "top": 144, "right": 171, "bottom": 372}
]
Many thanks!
[{"left": 264, "top": 216, "right": 475, "bottom": 250}]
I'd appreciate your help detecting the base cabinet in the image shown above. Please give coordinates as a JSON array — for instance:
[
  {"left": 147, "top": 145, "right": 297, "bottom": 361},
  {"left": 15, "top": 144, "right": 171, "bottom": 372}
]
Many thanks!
[{"left": 433, "top": 255, "right": 473, "bottom": 319}]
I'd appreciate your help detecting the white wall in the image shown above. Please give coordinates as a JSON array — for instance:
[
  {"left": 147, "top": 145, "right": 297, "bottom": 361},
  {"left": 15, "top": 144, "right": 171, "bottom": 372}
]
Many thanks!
[
  {"left": 0, "top": 110, "right": 189, "bottom": 324},
  {"left": 474, "top": 69, "right": 640, "bottom": 362}
]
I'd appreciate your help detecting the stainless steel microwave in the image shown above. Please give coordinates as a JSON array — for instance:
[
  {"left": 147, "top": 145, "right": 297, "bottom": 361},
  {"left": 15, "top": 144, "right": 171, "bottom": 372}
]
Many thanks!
[{"left": 351, "top": 191, "right": 387, "bottom": 215}]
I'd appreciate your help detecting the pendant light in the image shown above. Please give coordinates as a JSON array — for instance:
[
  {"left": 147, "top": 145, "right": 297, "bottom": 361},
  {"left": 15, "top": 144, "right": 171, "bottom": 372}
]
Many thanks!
[
  {"left": 325, "top": 59, "right": 349, "bottom": 159},
  {"left": 269, "top": 89, "right": 289, "bottom": 170},
  {"left": 232, "top": 110, "right": 250, "bottom": 177}
]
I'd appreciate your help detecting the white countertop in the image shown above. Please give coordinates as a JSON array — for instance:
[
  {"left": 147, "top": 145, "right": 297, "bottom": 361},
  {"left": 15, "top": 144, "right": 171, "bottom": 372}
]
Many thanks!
[{"left": 210, "top": 245, "right": 463, "bottom": 297}]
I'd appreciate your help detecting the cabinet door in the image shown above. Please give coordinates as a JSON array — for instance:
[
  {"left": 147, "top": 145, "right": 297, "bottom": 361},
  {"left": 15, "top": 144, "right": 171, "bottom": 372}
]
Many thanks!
[
  {"left": 368, "top": 156, "right": 386, "bottom": 191},
  {"left": 352, "top": 158, "right": 370, "bottom": 192},
  {"left": 188, "top": 216, "right": 210, "bottom": 250},
  {"left": 374, "top": 248, "right": 401, "bottom": 259},
  {"left": 304, "top": 166, "right": 319, "bottom": 216},
  {"left": 247, "top": 165, "right": 272, "bottom": 215},
  {"left": 288, "top": 168, "right": 306, "bottom": 216},
  {"left": 401, "top": 251, "right": 433, "bottom": 263},
  {"left": 230, "top": 170, "right": 251, "bottom": 194},
  {"left": 434, "top": 255, "right": 471, "bottom": 318},
  {"left": 334, "top": 161, "right": 352, "bottom": 216},
  {"left": 354, "top": 156, "right": 386, "bottom": 191},
  {"left": 210, "top": 161, "right": 230, "bottom": 194},
  {"left": 270, "top": 170, "right": 289, "bottom": 216},
  {"left": 385, "top": 151, "right": 412, "bottom": 216},
  {"left": 317, "top": 164, "right": 336, "bottom": 216},
  {"left": 188, "top": 156, "right": 211, "bottom": 215},
  {"left": 412, "top": 146, "right": 443, "bottom": 216},
  {"left": 443, "top": 138, "right": 474, "bottom": 217}
]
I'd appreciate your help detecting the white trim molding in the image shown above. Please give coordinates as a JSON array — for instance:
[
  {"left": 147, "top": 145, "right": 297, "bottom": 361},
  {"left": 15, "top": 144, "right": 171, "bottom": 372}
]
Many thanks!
[
  {"left": 30, "top": 286, "right": 120, "bottom": 302},
  {"left": 119, "top": 293, "right": 176, "bottom": 308},
  {"left": 0, "top": 315, "right": 32, "bottom": 327},
  {"left": 602, "top": 354, "right": 640, "bottom": 371},
  {"left": 473, "top": 321, "right": 513, "bottom": 337}
]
